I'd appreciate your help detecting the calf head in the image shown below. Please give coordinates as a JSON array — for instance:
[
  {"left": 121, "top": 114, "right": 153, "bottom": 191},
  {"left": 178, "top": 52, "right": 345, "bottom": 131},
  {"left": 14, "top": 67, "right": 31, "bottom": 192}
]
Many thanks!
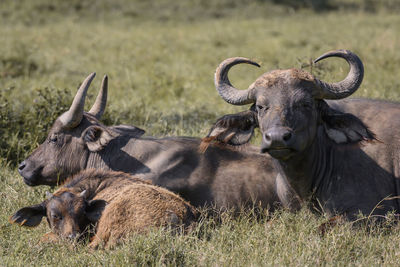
[
  {"left": 18, "top": 73, "right": 144, "bottom": 186},
  {"left": 10, "top": 189, "right": 106, "bottom": 240},
  {"left": 213, "top": 50, "right": 375, "bottom": 160}
]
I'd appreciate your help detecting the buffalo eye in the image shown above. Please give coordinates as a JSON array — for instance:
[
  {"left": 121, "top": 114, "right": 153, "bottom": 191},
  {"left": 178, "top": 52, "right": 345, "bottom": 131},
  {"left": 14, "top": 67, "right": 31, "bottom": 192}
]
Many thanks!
[
  {"left": 256, "top": 105, "right": 268, "bottom": 113},
  {"left": 49, "top": 134, "right": 58, "bottom": 143}
]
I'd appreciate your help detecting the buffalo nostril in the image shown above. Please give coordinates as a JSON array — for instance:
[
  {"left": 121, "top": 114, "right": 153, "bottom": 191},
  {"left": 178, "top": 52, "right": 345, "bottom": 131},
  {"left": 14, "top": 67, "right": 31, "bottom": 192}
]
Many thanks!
[
  {"left": 18, "top": 161, "right": 26, "bottom": 171},
  {"left": 283, "top": 132, "right": 292, "bottom": 142},
  {"left": 264, "top": 133, "right": 271, "bottom": 142}
]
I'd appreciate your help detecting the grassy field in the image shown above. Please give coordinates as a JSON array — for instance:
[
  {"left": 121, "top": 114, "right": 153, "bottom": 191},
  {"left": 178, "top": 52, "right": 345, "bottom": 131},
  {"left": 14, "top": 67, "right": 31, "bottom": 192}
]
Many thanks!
[{"left": 1, "top": 0, "right": 400, "bottom": 265}]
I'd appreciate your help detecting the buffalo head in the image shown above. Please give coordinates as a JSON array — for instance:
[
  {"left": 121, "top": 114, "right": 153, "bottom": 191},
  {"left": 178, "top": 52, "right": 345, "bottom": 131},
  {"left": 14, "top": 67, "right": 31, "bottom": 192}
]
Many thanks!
[
  {"left": 10, "top": 189, "right": 106, "bottom": 240},
  {"left": 213, "top": 50, "right": 374, "bottom": 159},
  {"left": 18, "top": 73, "right": 144, "bottom": 186}
]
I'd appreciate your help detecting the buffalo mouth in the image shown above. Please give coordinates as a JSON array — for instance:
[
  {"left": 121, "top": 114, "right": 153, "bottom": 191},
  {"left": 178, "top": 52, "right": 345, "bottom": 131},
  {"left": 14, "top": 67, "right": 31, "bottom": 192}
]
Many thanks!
[
  {"left": 60, "top": 226, "right": 92, "bottom": 243},
  {"left": 19, "top": 166, "right": 43, "bottom": 186},
  {"left": 23, "top": 176, "right": 38, "bottom": 186},
  {"left": 260, "top": 147, "right": 296, "bottom": 159},
  {"left": 19, "top": 166, "right": 60, "bottom": 186}
]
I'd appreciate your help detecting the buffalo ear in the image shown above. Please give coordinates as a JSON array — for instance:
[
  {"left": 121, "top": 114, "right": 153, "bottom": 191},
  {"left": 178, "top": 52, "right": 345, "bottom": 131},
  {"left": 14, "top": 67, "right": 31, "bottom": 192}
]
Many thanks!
[
  {"left": 10, "top": 203, "right": 47, "bottom": 227},
  {"left": 86, "top": 200, "right": 107, "bottom": 223},
  {"left": 82, "top": 125, "right": 119, "bottom": 152},
  {"left": 200, "top": 107, "right": 258, "bottom": 153},
  {"left": 319, "top": 100, "right": 376, "bottom": 144}
]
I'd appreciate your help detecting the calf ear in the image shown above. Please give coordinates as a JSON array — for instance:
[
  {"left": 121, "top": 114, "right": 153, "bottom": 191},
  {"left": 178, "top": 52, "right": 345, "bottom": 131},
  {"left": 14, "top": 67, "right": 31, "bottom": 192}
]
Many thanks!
[
  {"left": 86, "top": 200, "right": 107, "bottom": 223},
  {"left": 82, "top": 125, "right": 119, "bottom": 152},
  {"left": 318, "top": 100, "right": 376, "bottom": 144},
  {"left": 200, "top": 108, "right": 258, "bottom": 152},
  {"left": 9, "top": 203, "right": 46, "bottom": 227}
]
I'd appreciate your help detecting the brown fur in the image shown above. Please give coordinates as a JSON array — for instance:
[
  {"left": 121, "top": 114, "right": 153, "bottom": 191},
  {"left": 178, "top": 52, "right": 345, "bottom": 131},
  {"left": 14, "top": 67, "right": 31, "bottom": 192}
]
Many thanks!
[
  {"left": 199, "top": 136, "right": 217, "bottom": 153},
  {"left": 63, "top": 169, "right": 197, "bottom": 249},
  {"left": 57, "top": 169, "right": 151, "bottom": 202},
  {"left": 11, "top": 169, "right": 197, "bottom": 249},
  {"left": 199, "top": 137, "right": 252, "bottom": 154},
  {"left": 89, "top": 183, "right": 196, "bottom": 249}
]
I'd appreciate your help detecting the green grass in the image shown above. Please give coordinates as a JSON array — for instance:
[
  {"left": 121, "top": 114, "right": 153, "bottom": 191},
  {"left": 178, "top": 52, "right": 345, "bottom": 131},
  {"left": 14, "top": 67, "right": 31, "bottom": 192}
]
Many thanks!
[
  {"left": 2, "top": 167, "right": 400, "bottom": 266},
  {"left": 1, "top": 0, "right": 400, "bottom": 265}
]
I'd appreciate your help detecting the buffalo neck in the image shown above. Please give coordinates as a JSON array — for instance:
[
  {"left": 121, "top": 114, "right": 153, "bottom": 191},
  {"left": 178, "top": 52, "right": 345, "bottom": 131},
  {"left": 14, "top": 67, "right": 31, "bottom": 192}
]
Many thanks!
[
  {"left": 85, "top": 135, "right": 147, "bottom": 173},
  {"left": 85, "top": 135, "right": 199, "bottom": 178},
  {"left": 86, "top": 151, "right": 110, "bottom": 170},
  {"left": 273, "top": 127, "right": 334, "bottom": 201}
]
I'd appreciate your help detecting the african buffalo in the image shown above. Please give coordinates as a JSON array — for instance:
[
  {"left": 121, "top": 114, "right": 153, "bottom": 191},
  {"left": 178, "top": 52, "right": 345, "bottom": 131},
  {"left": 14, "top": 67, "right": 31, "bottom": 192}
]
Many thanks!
[
  {"left": 210, "top": 50, "right": 400, "bottom": 220},
  {"left": 18, "top": 73, "right": 299, "bottom": 210},
  {"left": 11, "top": 169, "right": 197, "bottom": 249}
]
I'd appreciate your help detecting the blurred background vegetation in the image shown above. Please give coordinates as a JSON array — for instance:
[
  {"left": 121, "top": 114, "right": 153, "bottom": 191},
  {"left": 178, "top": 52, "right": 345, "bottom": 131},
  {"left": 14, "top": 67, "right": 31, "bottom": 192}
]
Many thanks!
[
  {"left": 1, "top": 1, "right": 400, "bottom": 265},
  {"left": 1, "top": 0, "right": 400, "bottom": 25}
]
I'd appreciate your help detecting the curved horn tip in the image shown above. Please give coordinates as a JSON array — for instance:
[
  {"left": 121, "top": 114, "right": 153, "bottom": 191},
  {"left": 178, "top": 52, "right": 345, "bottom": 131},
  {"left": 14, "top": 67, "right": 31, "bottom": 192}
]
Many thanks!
[
  {"left": 252, "top": 61, "right": 261, "bottom": 68},
  {"left": 101, "top": 74, "right": 108, "bottom": 90},
  {"left": 219, "top": 57, "right": 261, "bottom": 68},
  {"left": 86, "top": 72, "right": 96, "bottom": 80},
  {"left": 245, "top": 59, "right": 261, "bottom": 68},
  {"left": 79, "top": 72, "right": 97, "bottom": 88},
  {"left": 313, "top": 49, "right": 356, "bottom": 64},
  {"left": 102, "top": 75, "right": 108, "bottom": 86}
]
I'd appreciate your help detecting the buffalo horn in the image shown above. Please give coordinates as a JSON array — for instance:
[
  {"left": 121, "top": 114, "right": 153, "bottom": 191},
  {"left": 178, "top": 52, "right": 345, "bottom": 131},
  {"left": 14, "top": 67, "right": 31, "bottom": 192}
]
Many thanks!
[
  {"left": 59, "top": 73, "right": 96, "bottom": 128},
  {"left": 313, "top": 49, "right": 364, "bottom": 100},
  {"left": 88, "top": 75, "right": 108, "bottom": 119},
  {"left": 215, "top": 57, "right": 260, "bottom": 105}
]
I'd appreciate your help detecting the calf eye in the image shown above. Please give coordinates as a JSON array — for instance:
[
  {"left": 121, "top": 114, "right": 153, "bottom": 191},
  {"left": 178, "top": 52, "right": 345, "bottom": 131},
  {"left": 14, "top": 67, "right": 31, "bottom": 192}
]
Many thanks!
[{"left": 51, "top": 213, "right": 62, "bottom": 221}]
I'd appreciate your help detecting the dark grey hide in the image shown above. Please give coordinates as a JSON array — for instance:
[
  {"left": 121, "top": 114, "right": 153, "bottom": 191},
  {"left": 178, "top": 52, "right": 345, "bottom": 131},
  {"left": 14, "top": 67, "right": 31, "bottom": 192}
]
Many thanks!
[
  {"left": 18, "top": 73, "right": 299, "bottom": 210},
  {"left": 211, "top": 50, "right": 400, "bottom": 220}
]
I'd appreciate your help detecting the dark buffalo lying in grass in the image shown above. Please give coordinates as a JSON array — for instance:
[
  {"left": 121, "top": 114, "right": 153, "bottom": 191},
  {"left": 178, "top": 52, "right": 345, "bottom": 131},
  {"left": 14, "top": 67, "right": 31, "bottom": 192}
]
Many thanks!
[
  {"left": 18, "top": 73, "right": 299, "bottom": 210},
  {"left": 208, "top": 50, "right": 400, "bottom": 220}
]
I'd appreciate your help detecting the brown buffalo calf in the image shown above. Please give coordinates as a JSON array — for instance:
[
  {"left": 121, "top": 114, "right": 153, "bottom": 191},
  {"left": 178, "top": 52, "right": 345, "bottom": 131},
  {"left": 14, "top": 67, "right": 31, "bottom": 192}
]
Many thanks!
[{"left": 10, "top": 169, "right": 197, "bottom": 249}]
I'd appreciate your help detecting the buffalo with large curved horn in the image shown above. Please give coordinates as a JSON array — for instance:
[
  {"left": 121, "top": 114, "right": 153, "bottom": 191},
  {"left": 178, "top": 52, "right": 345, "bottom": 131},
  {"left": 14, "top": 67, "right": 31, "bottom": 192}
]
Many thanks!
[
  {"left": 209, "top": 50, "right": 400, "bottom": 220},
  {"left": 215, "top": 49, "right": 364, "bottom": 105}
]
